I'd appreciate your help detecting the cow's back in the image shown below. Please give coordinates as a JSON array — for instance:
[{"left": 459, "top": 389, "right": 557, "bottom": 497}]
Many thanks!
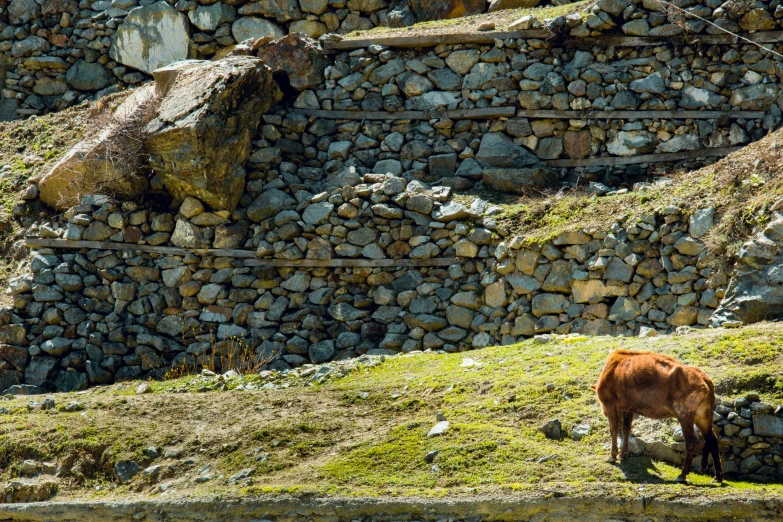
[{"left": 594, "top": 350, "right": 710, "bottom": 419}]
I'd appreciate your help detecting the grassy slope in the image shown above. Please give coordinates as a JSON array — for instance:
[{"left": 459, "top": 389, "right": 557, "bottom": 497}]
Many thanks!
[
  {"left": 346, "top": 1, "right": 592, "bottom": 39},
  {"left": 0, "top": 100, "right": 95, "bottom": 303},
  {"left": 4, "top": 324, "right": 783, "bottom": 502},
  {"left": 456, "top": 125, "right": 783, "bottom": 263}
]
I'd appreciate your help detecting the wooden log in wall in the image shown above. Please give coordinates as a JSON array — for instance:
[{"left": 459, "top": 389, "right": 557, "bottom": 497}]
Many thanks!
[
  {"left": 545, "top": 146, "right": 741, "bottom": 168},
  {"left": 517, "top": 109, "right": 765, "bottom": 120},
  {"left": 288, "top": 107, "right": 765, "bottom": 121},
  {"left": 25, "top": 238, "right": 458, "bottom": 268},
  {"left": 288, "top": 107, "right": 515, "bottom": 120}
]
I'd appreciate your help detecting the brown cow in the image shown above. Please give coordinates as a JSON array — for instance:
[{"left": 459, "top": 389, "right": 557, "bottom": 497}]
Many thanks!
[{"left": 592, "top": 350, "right": 723, "bottom": 483}]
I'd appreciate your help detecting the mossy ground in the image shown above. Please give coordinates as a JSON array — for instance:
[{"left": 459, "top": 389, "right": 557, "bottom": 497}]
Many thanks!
[
  {"left": 0, "top": 92, "right": 134, "bottom": 304},
  {"left": 4, "top": 324, "right": 783, "bottom": 502},
  {"left": 344, "top": 1, "right": 593, "bottom": 40},
  {"left": 451, "top": 125, "right": 783, "bottom": 262}
]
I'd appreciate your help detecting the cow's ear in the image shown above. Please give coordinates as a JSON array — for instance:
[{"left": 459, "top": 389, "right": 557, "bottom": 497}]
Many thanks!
[{"left": 590, "top": 384, "right": 597, "bottom": 390}]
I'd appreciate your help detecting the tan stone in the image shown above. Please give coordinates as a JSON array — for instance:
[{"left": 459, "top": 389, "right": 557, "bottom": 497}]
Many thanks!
[
  {"left": 37, "top": 86, "right": 154, "bottom": 210},
  {"left": 572, "top": 280, "right": 626, "bottom": 304},
  {"left": 145, "top": 56, "right": 282, "bottom": 212}
]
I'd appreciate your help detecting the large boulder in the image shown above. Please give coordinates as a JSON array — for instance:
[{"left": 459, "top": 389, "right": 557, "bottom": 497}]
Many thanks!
[
  {"left": 254, "top": 33, "right": 328, "bottom": 91},
  {"left": 409, "top": 0, "right": 485, "bottom": 20},
  {"left": 37, "top": 86, "right": 155, "bottom": 210},
  {"left": 109, "top": 2, "right": 191, "bottom": 74},
  {"left": 145, "top": 57, "right": 282, "bottom": 212}
]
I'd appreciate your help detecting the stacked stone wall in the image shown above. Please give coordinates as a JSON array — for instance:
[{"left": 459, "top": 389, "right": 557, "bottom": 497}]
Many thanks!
[
  {"left": 260, "top": 36, "right": 783, "bottom": 191},
  {"left": 645, "top": 394, "right": 783, "bottom": 482},
  {"left": 4, "top": 168, "right": 726, "bottom": 393},
  {"left": 0, "top": 0, "right": 396, "bottom": 119}
]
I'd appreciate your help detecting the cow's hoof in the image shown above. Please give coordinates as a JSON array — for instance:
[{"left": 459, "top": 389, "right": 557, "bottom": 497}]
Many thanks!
[
  {"left": 606, "top": 456, "right": 617, "bottom": 463},
  {"left": 619, "top": 453, "right": 629, "bottom": 461},
  {"left": 675, "top": 475, "right": 688, "bottom": 484},
  {"left": 713, "top": 476, "right": 724, "bottom": 484}
]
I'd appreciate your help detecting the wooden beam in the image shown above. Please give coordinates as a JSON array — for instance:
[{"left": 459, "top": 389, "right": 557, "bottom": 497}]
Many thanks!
[
  {"left": 546, "top": 146, "right": 741, "bottom": 168},
  {"left": 25, "top": 238, "right": 258, "bottom": 258},
  {"left": 289, "top": 107, "right": 764, "bottom": 121},
  {"left": 288, "top": 107, "right": 515, "bottom": 120},
  {"left": 244, "top": 257, "right": 458, "bottom": 268},
  {"left": 322, "top": 29, "right": 552, "bottom": 50},
  {"left": 25, "top": 238, "right": 457, "bottom": 268},
  {"left": 517, "top": 109, "right": 765, "bottom": 120},
  {"left": 568, "top": 30, "right": 783, "bottom": 48}
]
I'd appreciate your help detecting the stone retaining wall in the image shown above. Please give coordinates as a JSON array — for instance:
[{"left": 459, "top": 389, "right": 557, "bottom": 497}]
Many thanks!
[
  {"left": 647, "top": 393, "right": 783, "bottom": 482},
  {"left": 3, "top": 166, "right": 726, "bottom": 392},
  {"left": 0, "top": 0, "right": 397, "bottom": 120}
]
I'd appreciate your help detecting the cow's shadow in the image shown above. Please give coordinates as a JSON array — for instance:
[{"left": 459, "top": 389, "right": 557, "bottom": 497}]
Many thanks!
[{"left": 614, "top": 455, "right": 726, "bottom": 487}]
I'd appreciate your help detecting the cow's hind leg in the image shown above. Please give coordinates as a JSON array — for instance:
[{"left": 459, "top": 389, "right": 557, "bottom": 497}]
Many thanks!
[
  {"left": 695, "top": 407, "right": 723, "bottom": 483},
  {"left": 606, "top": 407, "right": 620, "bottom": 463},
  {"left": 677, "top": 415, "right": 697, "bottom": 483},
  {"left": 619, "top": 411, "right": 633, "bottom": 460}
]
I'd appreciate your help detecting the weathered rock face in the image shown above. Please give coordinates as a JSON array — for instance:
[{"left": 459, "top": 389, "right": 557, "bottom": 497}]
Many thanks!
[
  {"left": 145, "top": 57, "right": 282, "bottom": 212},
  {"left": 409, "top": 0, "right": 486, "bottom": 20},
  {"left": 109, "top": 2, "right": 192, "bottom": 74},
  {"left": 712, "top": 212, "right": 783, "bottom": 326},
  {"left": 37, "top": 86, "right": 155, "bottom": 210},
  {"left": 254, "top": 33, "right": 328, "bottom": 91}
]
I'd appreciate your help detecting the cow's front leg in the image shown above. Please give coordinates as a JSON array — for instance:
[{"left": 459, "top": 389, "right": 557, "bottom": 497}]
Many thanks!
[
  {"left": 606, "top": 408, "right": 620, "bottom": 463},
  {"left": 619, "top": 411, "right": 633, "bottom": 460}
]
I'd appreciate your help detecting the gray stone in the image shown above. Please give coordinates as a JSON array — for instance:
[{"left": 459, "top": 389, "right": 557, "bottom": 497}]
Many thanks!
[
  {"left": 539, "top": 419, "right": 561, "bottom": 439},
  {"left": 66, "top": 61, "right": 114, "bottom": 91},
  {"left": 189, "top": 3, "right": 236, "bottom": 32},
  {"left": 629, "top": 72, "right": 665, "bottom": 94},
  {"left": 680, "top": 86, "right": 723, "bottom": 109},
  {"left": 655, "top": 134, "right": 699, "bottom": 153},
  {"left": 232, "top": 16, "right": 284, "bottom": 42},
  {"left": 537, "top": 138, "right": 563, "bottom": 160},
  {"left": 109, "top": 2, "right": 191, "bottom": 74},
  {"left": 445, "top": 50, "right": 480, "bottom": 75},
  {"left": 302, "top": 201, "right": 334, "bottom": 225},
  {"left": 309, "top": 340, "right": 335, "bottom": 363},
  {"left": 532, "top": 294, "right": 569, "bottom": 318},
  {"left": 689, "top": 208, "right": 714, "bottom": 239},
  {"left": 248, "top": 189, "right": 295, "bottom": 222},
  {"left": 604, "top": 258, "right": 633, "bottom": 282},
  {"left": 753, "top": 414, "right": 783, "bottom": 437},
  {"left": 428, "top": 154, "right": 457, "bottom": 178},
  {"left": 608, "top": 297, "right": 640, "bottom": 322},
  {"left": 607, "top": 131, "right": 657, "bottom": 156},
  {"left": 25, "top": 357, "right": 57, "bottom": 387},
  {"left": 114, "top": 461, "right": 140, "bottom": 484},
  {"left": 476, "top": 133, "right": 539, "bottom": 168},
  {"left": 622, "top": 19, "right": 650, "bottom": 36},
  {"left": 482, "top": 168, "right": 550, "bottom": 194},
  {"left": 8, "top": 0, "right": 39, "bottom": 24}
]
